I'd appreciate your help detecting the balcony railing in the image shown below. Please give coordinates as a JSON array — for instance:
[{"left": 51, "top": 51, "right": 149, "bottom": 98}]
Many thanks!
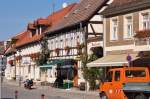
[
  {"left": 134, "top": 38, "right": 150, "bottom": 51},
  {"left": 135, "top": 38, "right": 150, "bottom": 46}
]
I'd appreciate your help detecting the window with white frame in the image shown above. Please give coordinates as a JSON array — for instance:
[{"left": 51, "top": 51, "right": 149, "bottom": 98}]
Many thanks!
[
  {"left": 142, "top": 13, "right": 149, "bottom": 29},
  {"left": 111, "top": 18, "right": 118, "bottom": 40},
  {"left": 124, "top": 16, "right": 133, "bottom": 38}
]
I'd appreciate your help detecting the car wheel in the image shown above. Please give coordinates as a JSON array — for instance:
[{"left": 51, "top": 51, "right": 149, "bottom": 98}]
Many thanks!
[
  {"left": 101, "top": 93, "right": 108, "bottom": 99},
  {"left": 134, "top": 94, "right": 147, "bottom": 99}
]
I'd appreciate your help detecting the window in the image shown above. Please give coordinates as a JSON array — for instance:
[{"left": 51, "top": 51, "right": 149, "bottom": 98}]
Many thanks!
[
  {"left": 124, "top": 16, "right": 133, "bottom": 38},
  {"left": 125, "top": 70, "right": 146, "bottom": 78},
  {"left": 115, "top": 71, "right": 120, "bottom": 81},
  {"left": 105, "top": 71, "right": 113, "bottom": 82},
  {"left": 142, "top": 13, "right": 149, "bottom": 29},
  {"left": 111, "top": 19, "right": 118, "bottom": 40}
]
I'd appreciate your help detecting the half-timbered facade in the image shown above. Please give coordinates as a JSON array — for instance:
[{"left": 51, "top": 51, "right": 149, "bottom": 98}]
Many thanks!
[
  {"left": 45, "top": 0, "right": 109, "bottom": 87},
  {"left": 4, "top": 4, "right": 76, "bottom": 82}
]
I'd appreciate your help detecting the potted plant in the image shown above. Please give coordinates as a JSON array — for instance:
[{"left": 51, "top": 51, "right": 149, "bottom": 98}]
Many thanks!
[
  {"left": 54, "top": 48, "right": 60, "bottom": 56},
  {"left": 64, "top": 46, "right": 70, "bottom": 55},
  {"left": 76, "top": 42, "right": 84, "bottom": 55}
]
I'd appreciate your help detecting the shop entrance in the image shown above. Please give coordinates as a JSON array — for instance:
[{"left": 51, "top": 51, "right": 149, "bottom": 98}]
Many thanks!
[{"left": 54, "top": 59, "right": 76, "bottom": 88}]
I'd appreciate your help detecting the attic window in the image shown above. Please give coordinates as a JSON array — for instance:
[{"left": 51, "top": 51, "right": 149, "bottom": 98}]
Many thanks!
[{"left": 73, "top": 9, "right": 80, "bottom": 14}]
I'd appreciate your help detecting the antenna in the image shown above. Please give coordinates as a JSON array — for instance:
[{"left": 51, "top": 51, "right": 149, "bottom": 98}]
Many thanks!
[{"left": 52, "top": 2, "right": 55, "bottom": 14}]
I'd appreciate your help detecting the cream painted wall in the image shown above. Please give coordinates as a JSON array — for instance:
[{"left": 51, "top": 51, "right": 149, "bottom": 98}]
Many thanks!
[
  {"left": 88, "top": 24, "right": 103, "bottom": 33},
  {"left": 20, "top": 44, "right": 41, "bottom": 56},
  {"left": 87, "top": 41, "right": 103, "bottom": 55},
  {"left": 90, "top": 15, "right": 103, "bottom": 21}
]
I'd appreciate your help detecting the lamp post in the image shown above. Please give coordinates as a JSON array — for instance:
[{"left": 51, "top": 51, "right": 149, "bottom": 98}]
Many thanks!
[
  {"left": 14, "top": 51, "right": 16, "bottom": 80},
  {"left": 18, "top": 50, "right": 22, "bottom": 86}
]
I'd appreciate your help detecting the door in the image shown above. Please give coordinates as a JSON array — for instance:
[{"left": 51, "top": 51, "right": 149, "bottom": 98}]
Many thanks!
[
  {"left": 73, "top": 63, "right": 78, "bottom": 87},
  {"left": 102, "top": 71, "right": 115, "bottom": 99},
  {"left": 112, "top": 70, "right": 125, "bottom": 99}
]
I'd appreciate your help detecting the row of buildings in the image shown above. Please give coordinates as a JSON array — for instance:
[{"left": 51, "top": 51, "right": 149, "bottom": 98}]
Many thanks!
[
  {"left": 0, "top": 41, "right": 6, "bottom": 75},
  {"left": 4, "top": 0, "right": 150, "bottom": 87}
]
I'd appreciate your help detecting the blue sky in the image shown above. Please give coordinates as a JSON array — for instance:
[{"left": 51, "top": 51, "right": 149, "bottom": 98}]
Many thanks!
[{"left": 0, "top": 0, "right": 79, "bottom": 41}]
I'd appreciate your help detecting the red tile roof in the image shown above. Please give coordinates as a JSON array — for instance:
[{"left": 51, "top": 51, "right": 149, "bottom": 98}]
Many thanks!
[
  {"left": 14, "top": 31, "right": 42, "bottom": 47},
  {"left": 14, "top": 3, "right": 77, "bottom": 47}
]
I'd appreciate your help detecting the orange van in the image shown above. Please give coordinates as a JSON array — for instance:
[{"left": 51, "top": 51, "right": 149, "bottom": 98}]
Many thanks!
[{"left": 99, "top": 67, "right": 150, "bottom": 99}]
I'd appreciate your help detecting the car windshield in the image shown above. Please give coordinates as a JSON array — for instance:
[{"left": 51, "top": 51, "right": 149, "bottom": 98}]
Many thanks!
[{"left": 125, "top": 70, "right": 146, "bottom": 78}]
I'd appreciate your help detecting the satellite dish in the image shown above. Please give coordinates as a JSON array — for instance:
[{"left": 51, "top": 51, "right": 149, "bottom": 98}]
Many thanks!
[{"left": 62, "top": 3, "right": 67, "bottom": 8}]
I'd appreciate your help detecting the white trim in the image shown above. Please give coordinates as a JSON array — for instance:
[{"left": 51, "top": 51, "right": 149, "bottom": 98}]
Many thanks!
[
  {"left": 110, "top": 17, "right": 118, "bottom": 41},
  {"left": 104, "top": 18, "right": 106, "bottom": 56},
  {"left": 105, "top": 45, "right": 134, "bottom": 51},
  {"left": 88, "top": 61, "right": 128, "bottom": 67},
  {"left": 139, "top": 9, "right": 150, "bottom": 30},
  {"left": 123, "top": 14, "right": 133, "bottom": 39}
]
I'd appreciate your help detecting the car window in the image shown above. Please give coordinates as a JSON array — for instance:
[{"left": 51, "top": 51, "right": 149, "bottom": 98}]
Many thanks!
[
  {"left": 105, "top": 71, "right": 113, "bottom": 82},
  {"left": 115, "top": 71, "right": 120, "bottom": 81},
  {"left": 125, "top": 70, "right": 146, "bottom": 78}
]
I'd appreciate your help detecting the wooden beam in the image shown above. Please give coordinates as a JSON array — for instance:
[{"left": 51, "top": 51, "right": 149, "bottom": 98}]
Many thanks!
[
  {"left": 95, "top": 13, "right": 101, "bottom": 15},
  {"left": 89, "top": 24, "right": 97, "bottom": 37},
  {"left": 88, "top": 21, "right": 103, "bottom": 24},
  {"left": 88, "top": 33, "right": 103, "bottom": 35}
]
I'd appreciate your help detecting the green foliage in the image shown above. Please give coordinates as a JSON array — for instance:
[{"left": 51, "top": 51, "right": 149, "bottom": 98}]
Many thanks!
[
  {"left": 82, "top": 54, "right": 102, "bottom": 90},
  {"left": 11, "top": 38, "right": 18, "bottom": 44},
  {"left": 36, "top": 37, "right": 50, "bottom": 66}
]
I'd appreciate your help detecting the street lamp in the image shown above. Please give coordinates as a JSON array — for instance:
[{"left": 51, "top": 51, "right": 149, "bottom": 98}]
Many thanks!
[{"left": 18, "top": 50, "right": 22, "bottom": 86}]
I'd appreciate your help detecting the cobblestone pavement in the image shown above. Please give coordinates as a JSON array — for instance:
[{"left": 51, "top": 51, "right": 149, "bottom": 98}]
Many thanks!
[{"left": 1, "top": 79, "right": 100, "bottom": 99}]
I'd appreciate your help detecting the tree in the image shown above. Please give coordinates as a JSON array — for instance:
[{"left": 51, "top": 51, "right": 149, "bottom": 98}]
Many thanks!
[
  {"left": 82, "top": 54, "right": 102, "bottom": 90},
  {"left": 36, "top": 37, "right": 50, "bottom": 65}
]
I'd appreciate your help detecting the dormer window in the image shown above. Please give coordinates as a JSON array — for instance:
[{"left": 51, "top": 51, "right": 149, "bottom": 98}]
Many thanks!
[
  {"left": 35, "top": 26, "right": 42, "bottom": 35},
  {"left": 73, "top": 9, "right": 80, "bottom": 14},
  {"left": 29, "top": 32, "right": 32, "bottom": 38}
]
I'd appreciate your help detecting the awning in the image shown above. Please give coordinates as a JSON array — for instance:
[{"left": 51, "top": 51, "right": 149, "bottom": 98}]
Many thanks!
[
  {"left": 59, "top": 65, "right": 74, "bottom": 68},
  {"left": 40, "top": 64, "right": 53, "bottom": 69},
  {"left": 87, "top": 54, "right": 138, "bottom": 67}
]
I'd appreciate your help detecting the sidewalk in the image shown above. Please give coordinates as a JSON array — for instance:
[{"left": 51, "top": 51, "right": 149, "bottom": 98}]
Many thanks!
[
  {"left": 3, "top": 78, "right": 23, "bottom": 87},
  {"left": 4, "top": 78, "right": 99, "bottom": 97},
  {"left": 37, "top": 85, "right": 99, "bottom": 96}
]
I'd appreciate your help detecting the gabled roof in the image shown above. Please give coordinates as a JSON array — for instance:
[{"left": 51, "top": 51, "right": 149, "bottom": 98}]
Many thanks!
[
  {"left": 45, "top": 0, "right": 108, "bottom": 34},
  {"left": 102, "top": 0, "right": 150, "bottom": 17},
  {"left": 15, "top": 31, "right": 42, "bottom": 47},
  {"left": 14, "top": 3, "right": 77, "bottom": 48}
]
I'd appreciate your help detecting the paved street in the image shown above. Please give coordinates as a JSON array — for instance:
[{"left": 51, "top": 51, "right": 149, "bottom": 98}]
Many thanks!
[{"left": 1, "top": 79, "right": 100, "bottom": 99}]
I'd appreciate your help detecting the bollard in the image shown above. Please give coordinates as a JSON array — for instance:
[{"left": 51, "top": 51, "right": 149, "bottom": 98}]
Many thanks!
[
  {"left": 15, "top": 90, "right": 18, "bottom": 99},
  {"left": 41, "top": 94, "right": 45, "bottom": 99}
]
